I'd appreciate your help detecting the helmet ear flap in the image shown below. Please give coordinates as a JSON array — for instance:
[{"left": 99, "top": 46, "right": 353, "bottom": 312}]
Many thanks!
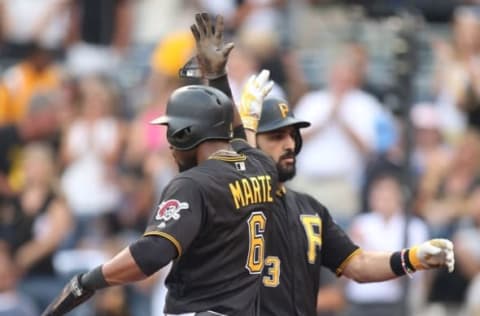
[{"left": 169, "top": 127, "right": 193, "bottom": 149}]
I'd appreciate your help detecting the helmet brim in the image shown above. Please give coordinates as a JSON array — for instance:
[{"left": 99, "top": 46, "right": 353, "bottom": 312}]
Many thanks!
[
  {"left": 150, "top": 115, "right": 169, "bottom": 125},
  {"left": 257, "top": 117, "right": 311, "bottom": 133}
]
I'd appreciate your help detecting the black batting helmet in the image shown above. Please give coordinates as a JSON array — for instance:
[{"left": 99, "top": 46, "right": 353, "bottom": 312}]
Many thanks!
[
  {"left": 257, "top": 97, "right": 310, "bottom": 154},
  {"left": 150, "top": 85, "right": 233, "bottom": 150}
]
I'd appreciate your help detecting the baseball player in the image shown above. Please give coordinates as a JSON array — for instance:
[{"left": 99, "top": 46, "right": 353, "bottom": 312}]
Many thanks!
[
  {"left": 239, "top": 75, "right": 455, "bottom": 316},
  {"left": 41, "top": 81, "right": 279, "bottom": 315},
  {"left": 181, "top": 12, "right": 455, "bottom": 316}
]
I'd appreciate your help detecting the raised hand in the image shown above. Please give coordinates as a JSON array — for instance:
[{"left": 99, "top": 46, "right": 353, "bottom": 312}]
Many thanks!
[
  {"left": 190, "top": 13, "right": 234, "bottom": 79},
  {"left": 239, "top": 69, "right": 274, "bottom": 132}
]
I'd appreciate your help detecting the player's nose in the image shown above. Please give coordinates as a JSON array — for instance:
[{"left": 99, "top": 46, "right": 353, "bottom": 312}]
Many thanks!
[{"left": 284, "top": 134, "right": 295, "bottom": 151}]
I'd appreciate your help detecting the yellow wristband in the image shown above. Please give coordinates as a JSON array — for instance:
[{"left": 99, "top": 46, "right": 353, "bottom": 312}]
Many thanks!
[{"left": 408, "top": 246, "right": 424, "bottom": 270}]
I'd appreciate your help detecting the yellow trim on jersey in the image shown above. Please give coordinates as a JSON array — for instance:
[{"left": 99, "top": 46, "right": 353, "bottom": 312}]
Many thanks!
[
  {"left": 209, "top": 153, "right": 247, "bottom": 162},
  {"left": 144, "top": 231, "right": 183, "bottom": 257},
  {"left": 336, "top": 248, "right": 362, "bottom": 276}
]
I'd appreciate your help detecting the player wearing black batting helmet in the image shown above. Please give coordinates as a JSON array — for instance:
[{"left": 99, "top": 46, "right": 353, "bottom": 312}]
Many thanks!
[
  {"left": 151, "top": 85, "right": 233, "bottom": 151},
  {"left": 41, "top": 13, "right": 280, "bottom": 314}
]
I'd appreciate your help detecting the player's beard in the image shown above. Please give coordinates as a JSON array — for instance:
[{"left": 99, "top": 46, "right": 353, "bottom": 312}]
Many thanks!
[{"left": 277, "top": 150, "right": 296, "bottom": 182}]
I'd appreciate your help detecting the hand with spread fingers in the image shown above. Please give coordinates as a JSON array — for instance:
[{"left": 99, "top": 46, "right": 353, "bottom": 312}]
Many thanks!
[
  {"left": 409, "top": 238, "right": 455, "bottom": 272},
  {"left": 239, "top": 69, "right": 274, "bottom": 132},
  {"left": 190, "top": 13, "right": 234, "bottom": 79}
]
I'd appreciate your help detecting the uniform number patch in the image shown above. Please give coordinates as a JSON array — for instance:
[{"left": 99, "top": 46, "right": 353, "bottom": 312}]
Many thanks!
[
  {"left": 263, "top": 256, "right": 280, "bottom": 287},
  {"left": 155, "top": 199, "right": 189, "bottom": 222},
  {"left": 245, "top": 211, "right": 266, "bottom": 274}
]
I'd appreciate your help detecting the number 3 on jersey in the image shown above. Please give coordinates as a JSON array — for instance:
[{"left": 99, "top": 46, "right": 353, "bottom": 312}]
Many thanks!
[
  {"left": 300, "top": 214, "right": 322, "bottom": 264},
  {"left": 246, "top": 211, "right": 266, "bottom": 274}
]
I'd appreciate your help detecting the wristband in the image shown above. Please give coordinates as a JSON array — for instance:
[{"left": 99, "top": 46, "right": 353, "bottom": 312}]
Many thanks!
[
  {"left": 408, "top": 245, "right": 424, "bottom": 270},
  {"left": 390, "top": 251, "right": 405, "bottom": 276},
  {"left": 80, "top": 265, "right": 108, "bottom": 291},
  {"left": 400, "top": 249, "right": 415, "bottom": 278}
]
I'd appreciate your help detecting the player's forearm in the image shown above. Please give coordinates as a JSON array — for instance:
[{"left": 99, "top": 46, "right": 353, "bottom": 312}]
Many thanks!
[
  {"left": 244, "top": 129, "right": 257, "bottom": 147},
  {"left": 343, "top": 239, "right": 455, "bottom": 283},
  {"left": 208, "top": 74, "right": 245, "bottom": 134},
  {"left": 342, "top": 250, "right": 398, "bottom": 283},
  {"left": 80, "top": 247, "right": 148, "bottom": 292}
]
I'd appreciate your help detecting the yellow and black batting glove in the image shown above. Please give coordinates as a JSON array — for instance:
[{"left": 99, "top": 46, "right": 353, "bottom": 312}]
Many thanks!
[{"left": 239, "top": 69, "right": 274, "bottom": 132}]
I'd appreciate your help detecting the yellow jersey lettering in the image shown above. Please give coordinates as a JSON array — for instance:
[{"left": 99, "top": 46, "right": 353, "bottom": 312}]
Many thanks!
[
  {"left": 300, "top": 214, "right": 322, "bottom": 264},
  {"left": 229, "top": 181, "right": 245, "bottom": 209},
  {"left": 228, "top": 175, "right": 274, "bottom": 209}
]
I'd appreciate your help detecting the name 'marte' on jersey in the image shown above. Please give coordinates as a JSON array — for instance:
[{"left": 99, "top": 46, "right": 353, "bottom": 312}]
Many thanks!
[{"left": 228, "top": 175, "right": 274, "bottom": 209}]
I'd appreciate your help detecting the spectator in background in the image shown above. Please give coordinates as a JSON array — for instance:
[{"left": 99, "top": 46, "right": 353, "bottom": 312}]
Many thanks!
[
  {"left": 0, "top": 143, "right": 71, "bottom": 312},
  {"left": 0, "top": 0, "right": 70, "bottom": 62},
  {"left": 345, "top": 41, "right": 391, "bottom": 104},
  {"left": 433, "top": 6, "right": 480, "bottom": 140},
  {"left": 453, "top": 180, "right": 480, "bottom": 316},
  {"left": 292, "top": 54, "right": 388, "bottom": 224},
  {"left": 0, "top": 242, "right": 37, "bottom": 316},
  {"left": 65, "top": 0, "right": 132, "bottom": 76},
  {"left": 0, "top": 43, "right": 62, "bottom": 124},
  {"left": 60, "top": 75, "right": 123, "bottom": 248},
  {"left": 0, "top": 83, "right": 10, "bottom": 125},
  {"left": 420, "top": 130, "right": 480, "bottom": 316},
  {"left": 0, "top": 92, "right": 61, "bottom": 197},
  {"left": 419, "top": 129, "right": 480, "bottom": 237},
  {"left": 124, "top": 31, "right": 194, "bottom": 200},
  {"left": 411, "top": 103, "right": 453, "bottom": 214},
  {"left": 345, "top": 173, "right": 429, "bottom": 316},
  {"left": 410, "top": 103, "right": 452, "bottom": 179},
  {"left": 227, "top": 43, "right": 285, "bottom": 105},
  {"left": 237, "top": 26, "right": 309, "bottom": 105}
]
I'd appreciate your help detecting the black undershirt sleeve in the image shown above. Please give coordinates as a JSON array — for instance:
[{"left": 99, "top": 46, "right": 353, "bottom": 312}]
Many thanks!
[
  {"left": 209, "top": 74, "right": 247, "bottom": 140},
  {"left": 209, "top": 74, "right": 233, "bottom": 99},
  {"left": 129, "top": 235, "right": 178, "bottom": 276}
]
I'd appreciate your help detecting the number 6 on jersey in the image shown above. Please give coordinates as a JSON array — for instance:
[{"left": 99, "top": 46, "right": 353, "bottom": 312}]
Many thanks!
[{"left": 246, "top": 211, "right": 267, "bottom": 274}]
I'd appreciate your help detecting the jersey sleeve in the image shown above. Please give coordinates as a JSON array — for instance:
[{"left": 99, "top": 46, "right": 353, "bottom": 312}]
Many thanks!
[
  {"left": 319, "top": 204, "right": 360, "bottom": 276},
  {"left": 143, "top": 176, "right": 204, "bottom": 257}
]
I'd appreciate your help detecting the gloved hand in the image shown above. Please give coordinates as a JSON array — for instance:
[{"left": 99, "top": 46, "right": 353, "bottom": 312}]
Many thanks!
[
  {"left": 41, "top": 274, "right": 95, "bottom": 316},
  {"left": 409, "top": 238, "right": 455, "bottom": 273},
  {"left": 189, "top": 13, "right": 234, "bottom": 79},
  {"left": 239, "top": 70, "right": 274, "bottom": 131}
]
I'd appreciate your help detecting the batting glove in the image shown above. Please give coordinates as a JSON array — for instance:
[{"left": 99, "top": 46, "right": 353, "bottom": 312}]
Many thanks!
[
  {"left": 188, "top": 13, "right": 234, "bottom": 79},
  {"left": 239, "top": 70, "right": 274, "bottom": 131},
  {"left": 409, "top": 238, "right": 455, "bottom": 273}
]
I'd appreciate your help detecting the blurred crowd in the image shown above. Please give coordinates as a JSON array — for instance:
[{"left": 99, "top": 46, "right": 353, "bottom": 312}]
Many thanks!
[{"left": 0, "top": 1, "right": 479, "bottom": 316}]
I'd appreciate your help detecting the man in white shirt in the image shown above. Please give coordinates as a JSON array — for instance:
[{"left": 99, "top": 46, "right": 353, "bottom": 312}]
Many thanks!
[{"left": 292, "top": 56, "right": 390, "bottom": 223}]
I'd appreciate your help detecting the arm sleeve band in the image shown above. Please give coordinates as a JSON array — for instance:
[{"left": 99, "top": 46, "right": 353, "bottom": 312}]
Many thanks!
[
  {"left": 80, "top": 265, "right": 108, "bottom": 290},
  {"left": 233, "top": 125, "right": 246, "bottom": 140},
  {"left": 129, "top": 235, "right": 178, "bottom": 276}
]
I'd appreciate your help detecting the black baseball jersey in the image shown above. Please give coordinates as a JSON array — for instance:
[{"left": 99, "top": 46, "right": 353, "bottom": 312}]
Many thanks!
[
  {"left": 260, "top": 188, "right": 360, "bottom": 316},
  {"left": 144, "top": 139, "right": 277, "bottom": 315}
]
